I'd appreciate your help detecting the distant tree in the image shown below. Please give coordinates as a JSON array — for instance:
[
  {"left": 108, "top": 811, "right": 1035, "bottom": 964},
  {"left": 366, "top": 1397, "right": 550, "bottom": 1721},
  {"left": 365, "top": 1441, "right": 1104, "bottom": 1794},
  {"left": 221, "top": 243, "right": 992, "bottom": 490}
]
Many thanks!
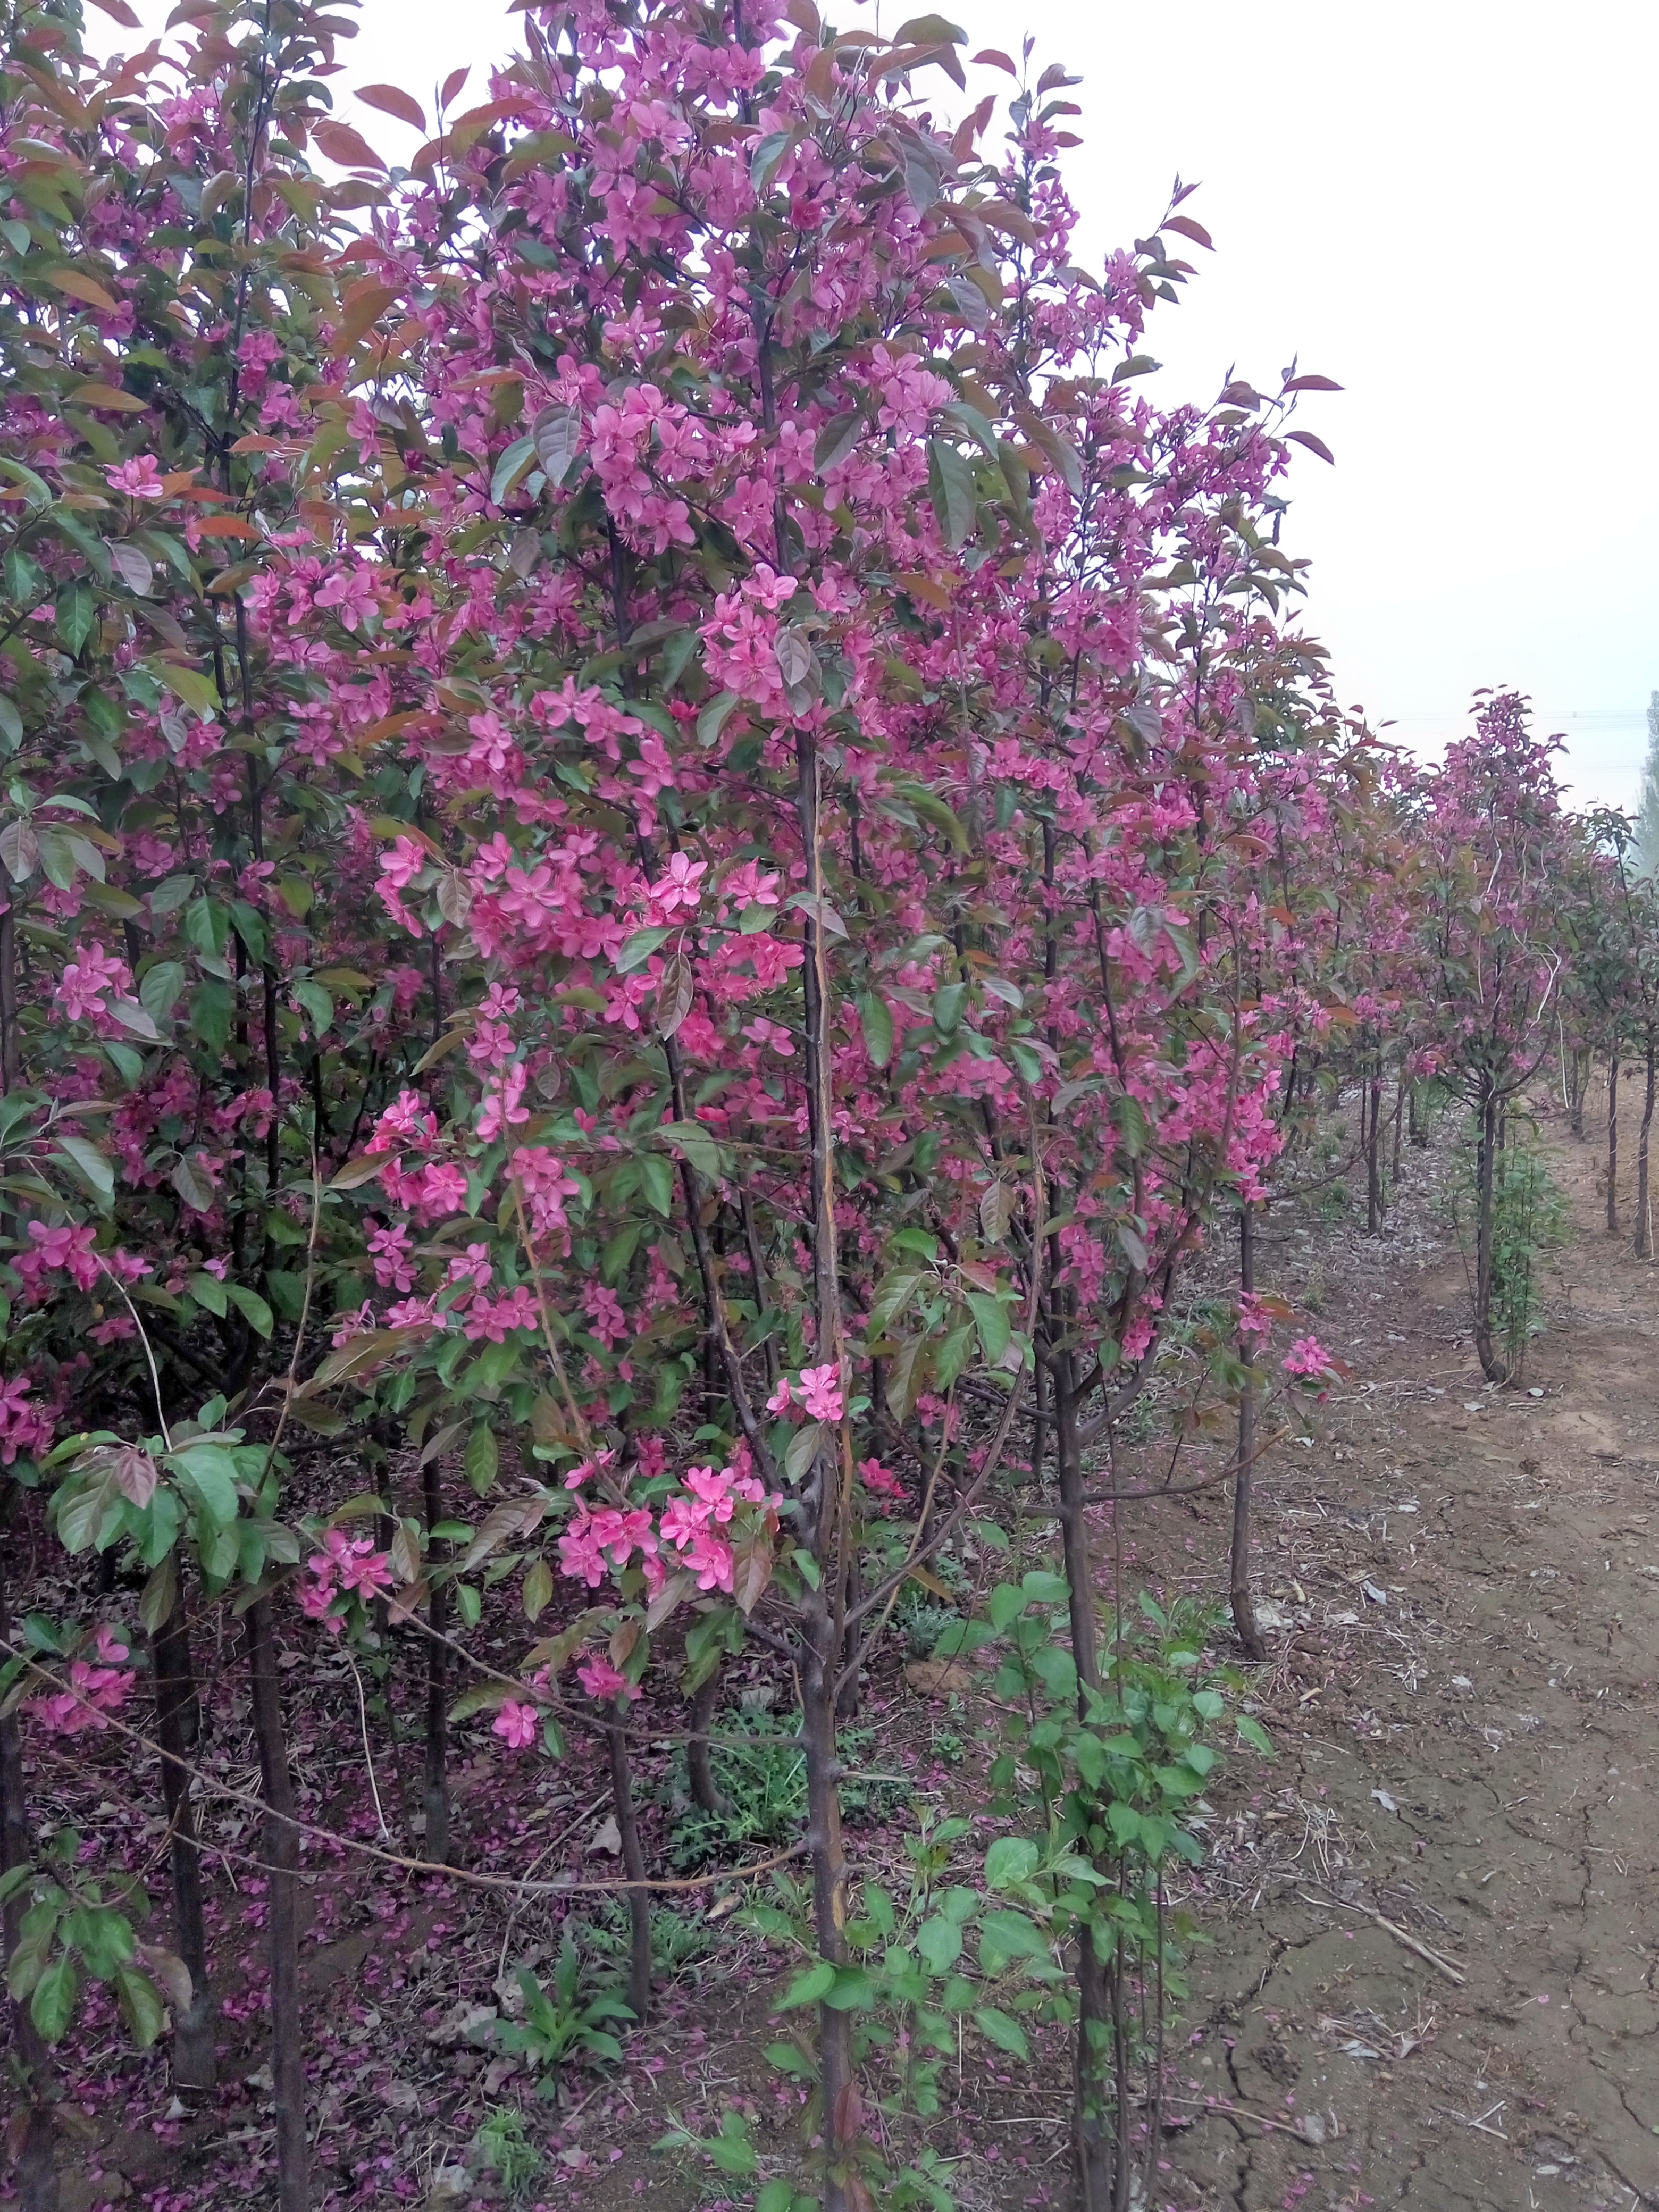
[{"left": 1636, "top": 691, "right": 1659, "bottom": 875}]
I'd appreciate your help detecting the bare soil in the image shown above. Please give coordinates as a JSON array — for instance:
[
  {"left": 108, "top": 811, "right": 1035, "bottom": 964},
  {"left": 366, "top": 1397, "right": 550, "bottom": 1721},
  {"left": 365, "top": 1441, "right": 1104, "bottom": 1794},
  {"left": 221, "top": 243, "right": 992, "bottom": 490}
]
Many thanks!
[{"left": 1155, "top": 1084, "right": 1659, "bottom": 2212}]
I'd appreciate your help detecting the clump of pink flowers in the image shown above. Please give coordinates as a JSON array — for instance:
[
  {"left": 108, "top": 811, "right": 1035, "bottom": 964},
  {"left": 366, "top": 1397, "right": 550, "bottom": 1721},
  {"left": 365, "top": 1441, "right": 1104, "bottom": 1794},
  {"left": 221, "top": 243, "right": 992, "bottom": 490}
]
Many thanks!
[
  {"left": 31, "top": 1626, "right": 134, "bottom": 1736},
  {"left": 767, "top": 1363, "right": 846, "bottom": 1423},
  {"left": 297, "top": 1529, "right": 395, "bottom": 1632},
  {"left": 1282, "top": 1336, "right": 1336, "bottom": 1379}
]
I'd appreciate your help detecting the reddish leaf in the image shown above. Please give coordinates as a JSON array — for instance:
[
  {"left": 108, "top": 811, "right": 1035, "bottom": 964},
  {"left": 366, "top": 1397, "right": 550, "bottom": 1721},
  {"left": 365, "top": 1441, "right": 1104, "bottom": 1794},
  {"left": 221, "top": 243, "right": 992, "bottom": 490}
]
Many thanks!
[
  {"left": 1163, "top": 213, "right": 1213, "bottom": 250},
  {"left": 440, "top": 65, "right": 471, "bottom": 107},
  {"left": 1285, "top": 429, "right": 1336, "bottom": 465},
  {"left": 357, "top": 83, "right": 427, "bottom": 131},
  {"left": 1283, "top": 373, "right": 1344, "bottom": 393},
  {"left": 312, "top": 120, "right": 387, "bottom": 173}
]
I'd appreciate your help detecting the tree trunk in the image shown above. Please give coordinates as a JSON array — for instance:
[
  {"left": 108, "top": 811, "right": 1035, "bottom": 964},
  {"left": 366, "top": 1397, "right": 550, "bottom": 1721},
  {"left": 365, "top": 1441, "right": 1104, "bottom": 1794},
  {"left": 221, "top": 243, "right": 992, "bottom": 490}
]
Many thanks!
[
  {"left": 1390, "top": 1071, "right": 1405, "bottom": 1186},
  {"left": 1365, "top": 1071, "right": 1384, "bottom": 1232},
  {"left": 606, "top": 1709, "right": 652, "bottom": 2025},
  {"left": 245, "top": 1598, "right": 309, "bottom": 2212},
  {"left": 0, "top": 1527, "right": 60, "bottom": 2212},
  {"left": 422, "top": 1456, "right": 450, "bottom": 1865},
  {"left": 1054, "top": 1345, "right": 1113, "bottom": 2209},
  {"left": 1230, "top": 1202, "right": 1265, "bottom": 1661},
  {"left": 1473, "top": 1089, "right": 1507, "bottom": 1383},
  {"left": 153, "top": 1601, "right": 215, "bottom": 2091},
  {"left": 1638, "top": 1029, "right": 1656, "bottom": 1260},
  {"left": 1608, "top": 1052, "right": 1620, "bottom": 1233},
  {"left": 686, "top": 1669, "right": 728, "bottom": 1815},
  {"left": 1569, "top": 1048, "right": 1589, "bottom": 1138}
]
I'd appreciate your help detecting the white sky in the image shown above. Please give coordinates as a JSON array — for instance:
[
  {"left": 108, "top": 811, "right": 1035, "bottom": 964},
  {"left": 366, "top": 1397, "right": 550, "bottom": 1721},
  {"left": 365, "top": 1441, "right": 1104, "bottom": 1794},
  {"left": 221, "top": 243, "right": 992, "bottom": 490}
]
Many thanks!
[{"left": 89, "top": 0, "right": 1659, "bottom": 810}]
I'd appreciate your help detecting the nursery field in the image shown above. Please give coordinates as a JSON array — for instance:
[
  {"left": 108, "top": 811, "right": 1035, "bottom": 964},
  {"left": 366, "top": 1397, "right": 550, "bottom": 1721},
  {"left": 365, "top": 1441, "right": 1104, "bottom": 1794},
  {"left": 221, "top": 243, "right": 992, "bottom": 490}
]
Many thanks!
[
  {"left": 18, "top": 1094, "right": 1659, "bottom": 2212},
  {"left": 3, "top": 6, "right": 1658, "bottom": 2212}
]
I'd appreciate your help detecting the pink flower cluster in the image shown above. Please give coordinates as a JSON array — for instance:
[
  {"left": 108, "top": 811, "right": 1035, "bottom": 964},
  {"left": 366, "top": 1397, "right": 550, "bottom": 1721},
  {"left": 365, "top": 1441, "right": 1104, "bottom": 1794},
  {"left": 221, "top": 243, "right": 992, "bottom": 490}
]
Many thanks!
[
  {"left": 297, "top": 1529, "right": 395, "bottom": 1632},
  {"left": 0, "top": 1374, "right": 55, "bottom": 1465},
  {"left": 31, "top": 1627, "right": 133, "bottom": 1736},
  {"left": 767, "top": 1364, "right": 846, "bottom": 1423},
  {"left": 1281, "top": 1336, "right": 1335, "bottom": 1379},
  {"left": 54, "top": 942, "right": 133, "bottom": 1030}
]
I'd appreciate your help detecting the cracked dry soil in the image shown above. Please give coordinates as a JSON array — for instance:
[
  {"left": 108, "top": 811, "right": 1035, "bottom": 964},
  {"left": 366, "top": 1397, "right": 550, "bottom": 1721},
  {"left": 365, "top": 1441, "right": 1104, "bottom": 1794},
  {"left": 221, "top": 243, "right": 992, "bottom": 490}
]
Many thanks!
[{"left": 1154, "top": 1090, "right": 1659, "bottom": 2212}]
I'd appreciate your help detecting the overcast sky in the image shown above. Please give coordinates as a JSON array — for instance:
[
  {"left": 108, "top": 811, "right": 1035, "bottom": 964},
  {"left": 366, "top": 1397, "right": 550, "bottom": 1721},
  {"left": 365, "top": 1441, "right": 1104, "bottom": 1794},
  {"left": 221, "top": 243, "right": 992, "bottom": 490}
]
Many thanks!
[{"left": 91, "top": 0, "right": 1658, "bottom": 809}]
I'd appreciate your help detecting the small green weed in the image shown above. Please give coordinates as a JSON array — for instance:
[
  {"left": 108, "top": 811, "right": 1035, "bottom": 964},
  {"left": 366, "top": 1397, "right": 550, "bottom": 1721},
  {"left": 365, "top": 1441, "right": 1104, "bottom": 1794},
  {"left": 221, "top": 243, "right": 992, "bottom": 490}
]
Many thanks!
[{"left": 472, "top": 2107, "right": 543, "bottom": 2199}]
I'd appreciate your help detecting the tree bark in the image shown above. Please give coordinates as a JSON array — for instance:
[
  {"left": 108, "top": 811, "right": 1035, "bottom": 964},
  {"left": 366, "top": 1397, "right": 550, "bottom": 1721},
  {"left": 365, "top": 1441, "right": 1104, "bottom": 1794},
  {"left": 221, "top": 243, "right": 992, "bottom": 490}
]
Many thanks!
[
  {"left": 606, "top": 1708, "right": 652, "bottom": 2025},
  {"left": 1229, "top": 1202, "right": 1265, "bottom": 1661},
  {"left": 1638, "top": 1029, "right": 1656, "bottom": 1260},
  {"left": 422, "top": 1456, "right": 450, "bottom": 1865},
  {"left": 1365, "top": 1070, "right": 1384, "bottom": 1232},
  {"left": 1608, "top": 1052, "right": 1620, "bottom": 1233},
  {"left": 245, "top": 1597, "right": 308, "bottom": 2212},
  {"left": 1054, "top": 1344, "right": 1113, "bottom": 2209},
  {"left": 0, "top": 1524, "right": 60, "bottom": 2212},
  {"left": 686, "top": 1669, "right": 728, "bottom": 1815},
  {"left": 1474, "top": 1088, "right": 1507, "bottom": 1382},
  {"left": 153, "top": 1600, "right": 215, "bottom": 2090}
]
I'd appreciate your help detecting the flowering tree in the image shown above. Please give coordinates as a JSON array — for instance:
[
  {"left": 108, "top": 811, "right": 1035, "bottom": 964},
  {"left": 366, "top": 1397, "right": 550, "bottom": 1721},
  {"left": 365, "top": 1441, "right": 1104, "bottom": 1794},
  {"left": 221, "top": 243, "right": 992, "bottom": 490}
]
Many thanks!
[
  {"left": 0, "top": 2, "right": 1574, "bottom": 2210},
  {"left": 1415, "top": 696, "right": 1573, "bottom": 1379}
]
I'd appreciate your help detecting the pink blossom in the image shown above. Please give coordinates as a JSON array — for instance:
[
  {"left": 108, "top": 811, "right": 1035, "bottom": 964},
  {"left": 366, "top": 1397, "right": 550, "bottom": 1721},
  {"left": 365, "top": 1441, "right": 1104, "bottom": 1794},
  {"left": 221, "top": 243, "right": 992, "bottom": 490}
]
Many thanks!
[
  {"left": 493, "top": 1699, "right": 539, "bottom": 1749},
  {"left": 797, "top": 1364, "right": 845, "bottom": 1422},
  {"left": 576, "top": 1654, "right": 641, "bottom": 1702},
  {"left": 105, "top": 453, "right": 166, "bottom": 499},
  {"left": 1282, "top": 1336, "right": 1335, "bottom": 1378},
  {"left": 55, "top": 943, "right": 133, "bottom": 1028}
]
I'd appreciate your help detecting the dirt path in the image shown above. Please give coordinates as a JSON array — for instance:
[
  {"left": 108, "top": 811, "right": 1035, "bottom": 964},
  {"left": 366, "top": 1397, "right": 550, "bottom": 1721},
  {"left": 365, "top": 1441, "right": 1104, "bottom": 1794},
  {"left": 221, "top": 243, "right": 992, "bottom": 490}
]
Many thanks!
[{"left": 1158, "top": 1093, "right": 1659, "bottom": 2212}]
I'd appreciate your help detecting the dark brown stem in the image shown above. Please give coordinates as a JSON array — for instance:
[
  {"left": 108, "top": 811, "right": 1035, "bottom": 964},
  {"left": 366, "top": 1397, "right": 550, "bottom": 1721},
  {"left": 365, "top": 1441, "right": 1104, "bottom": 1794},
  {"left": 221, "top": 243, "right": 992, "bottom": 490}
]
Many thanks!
[
  {"left": 1473, "top": 1088, "right": 1507, "bottom": 1384},
  {"left": 0, "top": 1515, "right": 60, "bottom": 2212},
  {"left": 244, "top": 1596, "right": 308, "bottom": 2212},
  {"left": 1638, "top": 1029, "right": 1656, "bottom": 1259},
  {"left": 1608, "top": 1052, "right": 1620, "bottom": 1233},
  {"left": 1229, "top": 1200, "right": 1265, "bottom": 1661},
  {"left": 1054, "top": 1334, "right": 1112, "bottom": 2207},
  {"left": 153, "top": 1599, "right": 216, "bottom": 2090},
  {"left": 422, "top": 1455, "right": 450, "bottom": 1865},
  {"left": 605, "top": 1707, "right": 652, "bottom": 2024},
  {"left": 686, "top": 1671, "right": 728, "bottom": 1815}
]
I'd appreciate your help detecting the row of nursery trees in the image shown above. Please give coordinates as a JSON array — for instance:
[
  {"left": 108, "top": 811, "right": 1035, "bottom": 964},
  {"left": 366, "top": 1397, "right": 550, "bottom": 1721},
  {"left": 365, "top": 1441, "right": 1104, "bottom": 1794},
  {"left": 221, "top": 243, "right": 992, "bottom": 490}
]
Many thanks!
[{"left": 0, "top": 1, "right": 1653, "bottom": 2207}]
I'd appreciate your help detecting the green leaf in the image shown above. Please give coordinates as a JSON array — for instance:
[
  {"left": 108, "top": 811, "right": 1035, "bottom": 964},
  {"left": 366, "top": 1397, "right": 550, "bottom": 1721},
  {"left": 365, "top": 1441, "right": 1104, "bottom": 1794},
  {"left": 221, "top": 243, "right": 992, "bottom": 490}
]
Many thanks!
[
  {"left": 965, "top": 1291, "right": 1011, "bottom": 1364},
  {"left": 224, "top": 1284, "right": 273, "bottom": 1339},
  {"left": 56, "top": 581, "right": 95, "bottom": 658},
  {"left": 139, "top": 960, "right": 187, "bottom": 1024},
  {"left": 778, "top": 1960, "right": 836, "bottom": 2009},
  {"left": 113, "top": 1962, "right": 166, "bottom": 2048},
  {"left": 977, "top": 1909, "right": 1051, "bottom": 1967},
  {"left": 53, "top": 1133, "right": 114, "bottom": 1210},
  {"left": 696, "top": 690, "right": 739, "bottom": 749},
  {"left": 1235, "top": 1713, "right": 1274, "bottom": 1756},
  {"left": 916, "top": 1915, "right": 962, "bottom": 1973},
  {"left": 615, "top": 926, "right": 673, "bottom": 974},
  {"left": 640, "top": 1152, "right": 675, "bottom": 1219},
  {"left": 168, "top": 1444, "right": 240, "bottom": 1526},
  {"left": 974, "top": 2006, "right": 1030, "bottom": 2059},
  {"left": 465, "top": 1424, "right": 499, "bottom": 1496},
  {"left": 926, "top": 438, "right": 977, "bottom": 549},
  {"left": 655, "top": 1120, "right": 721, "bottom": 1180},
  {"left": 190, "top": 979, "right": 235, "bottom": 1055},
  {"left": 189, "top": 1270, "right": 228, "bottom": 1318},
  {"left": 294, "top": 980, "right": 333, "bottom": 1036},
  {"left": 784, "top": 1422, "right": 825, "bottom": 1485},
  {"left": 984, "top": 1836, "right": 1040, "bottom": 1890},
  {"left": 30, "top": 1955, "right": 79, "bottom": 2042},
  {"left": 857, "top": 991, "right": 894, "bottom": 1069},
  {"left": 490, "top": 433, "right": 538, "bottom": 508}
]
